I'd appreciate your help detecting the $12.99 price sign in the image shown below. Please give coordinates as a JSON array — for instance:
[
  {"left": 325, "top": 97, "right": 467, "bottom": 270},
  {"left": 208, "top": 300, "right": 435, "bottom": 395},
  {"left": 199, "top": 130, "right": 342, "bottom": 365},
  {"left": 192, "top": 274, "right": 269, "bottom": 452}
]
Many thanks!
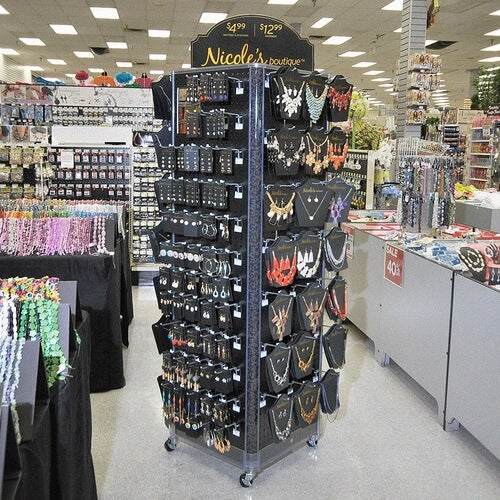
[{"left": 384, "top": 243, "right": 404, "bottom": 287}]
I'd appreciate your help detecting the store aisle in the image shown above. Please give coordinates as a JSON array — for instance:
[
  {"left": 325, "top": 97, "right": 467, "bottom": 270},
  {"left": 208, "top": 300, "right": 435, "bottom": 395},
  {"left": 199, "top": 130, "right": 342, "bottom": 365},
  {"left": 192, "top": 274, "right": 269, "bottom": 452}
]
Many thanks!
[{"left": 91, "top": 287, "right": 499, "bottom": 500}]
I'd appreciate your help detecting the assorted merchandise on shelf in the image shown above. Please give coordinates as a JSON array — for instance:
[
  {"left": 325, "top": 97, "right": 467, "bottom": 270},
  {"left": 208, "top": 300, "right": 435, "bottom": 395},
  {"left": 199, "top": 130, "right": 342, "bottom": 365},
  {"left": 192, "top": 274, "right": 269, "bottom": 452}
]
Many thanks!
[
  {"left": 131, "top": 147, "right": 162, "bottom": 266},
  {"left": 467, "top": 117, "right": 498, "bottom": 189},
  {"left": 149, "top": 65, "right": 352, "bottom": 484},
  {"left": 406, "top": 53, "right": 441, "bottom": 125},
  {"left": 339, "top": 150, "right": 375, "bottom": 209},
  {"left": 397, "top": 137, "right": 456, "bottom": 232}
]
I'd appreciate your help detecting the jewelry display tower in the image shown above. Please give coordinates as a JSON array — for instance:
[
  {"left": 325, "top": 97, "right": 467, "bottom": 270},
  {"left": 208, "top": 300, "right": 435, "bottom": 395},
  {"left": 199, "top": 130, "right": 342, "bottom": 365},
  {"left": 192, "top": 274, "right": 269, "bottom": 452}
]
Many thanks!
[{"left": 151, "top": 64, "right": 348, "bottom": 486}]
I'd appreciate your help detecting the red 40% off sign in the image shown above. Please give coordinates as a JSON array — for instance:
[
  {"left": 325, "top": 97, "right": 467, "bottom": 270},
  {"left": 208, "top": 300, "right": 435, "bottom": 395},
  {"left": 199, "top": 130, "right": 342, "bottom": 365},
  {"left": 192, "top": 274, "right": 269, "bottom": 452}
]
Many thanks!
[{"left": 384, "top": 243, "right": 404, "bottom": 287}]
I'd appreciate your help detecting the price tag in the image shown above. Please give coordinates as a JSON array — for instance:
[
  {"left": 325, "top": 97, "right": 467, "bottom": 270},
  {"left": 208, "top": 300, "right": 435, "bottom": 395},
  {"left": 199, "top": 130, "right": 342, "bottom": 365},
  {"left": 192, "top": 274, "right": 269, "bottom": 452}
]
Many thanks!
[
  {"left": 234, "top": 309, "right": 242, "bottom": 318},
  {"left": 233, "top": 283, "right": 242, "bottom": 293},
  {"left": 261, "top": 298, "right": 268, "bottom": 307},
  {"left": 235, "top": 120, "right": 244, "bottom": 131},
  {"left": 233, "top": 372, "right": 241, "bottom": 382},
  {"left": 265, "top": 78, "right": 270, "bottom": 88},
  {"left": 219, "top": 222, "right": 225, "bottom": 231},
  {"left": 233, "top": 403, "right": 241, "bottom": 412},
  {"left": 260, "top": 399, "right": 267, "bottom": 408},
  {"left": 234, "top": 224, "right": 243, "bottom": 233},
  {"left": 234, "top": 190, "right": 243, "bottom": 199},
  {"left": 236, "top": 85, "right": 244, "bottom": 95},
  {"left": 384, "top": 243, "right": 404, "bottom": 287},
  {"left": 312, "top": 374, "right": 319, "bottom": 383},
  {"left": 260, "top": 349, "right": 267, "bottom": 358},
  {"left": 234, "top": 257, "right": 242, "bottom": 266},
  {"left": 235, "top": 155, "right": 243, "bottom": 165},
  {"left": 233, "top": 340, "right": 241, "bottom": 350},
  {"left": 233, "top": 428, "right": 241, "bottom": 437}
]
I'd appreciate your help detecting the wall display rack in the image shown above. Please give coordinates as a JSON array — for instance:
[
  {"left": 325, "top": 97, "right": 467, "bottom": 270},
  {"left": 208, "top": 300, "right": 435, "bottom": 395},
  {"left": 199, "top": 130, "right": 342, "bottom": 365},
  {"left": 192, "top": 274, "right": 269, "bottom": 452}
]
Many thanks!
[
  {"left": 466, "top": 119, "right": 498, "bottom": 189},
  {"left": 149, "top": 64, "right": 352, "bottom": 487},
  {"left": 130, "top": 146, "right": 162, "bottom": 267},
  {"left": 339, "top": 149, "right": 375, "bottom": 210}
]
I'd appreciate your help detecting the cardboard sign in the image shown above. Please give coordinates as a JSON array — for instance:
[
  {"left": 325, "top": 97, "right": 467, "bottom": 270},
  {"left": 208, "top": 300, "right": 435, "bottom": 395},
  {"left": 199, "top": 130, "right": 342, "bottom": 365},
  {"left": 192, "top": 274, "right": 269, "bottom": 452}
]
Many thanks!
[
  {"left": 191, "top": 15, "right": 314, "bottom": 70},
  {"left": 384, "top": 243, "right": 404, "bottom": 287}
]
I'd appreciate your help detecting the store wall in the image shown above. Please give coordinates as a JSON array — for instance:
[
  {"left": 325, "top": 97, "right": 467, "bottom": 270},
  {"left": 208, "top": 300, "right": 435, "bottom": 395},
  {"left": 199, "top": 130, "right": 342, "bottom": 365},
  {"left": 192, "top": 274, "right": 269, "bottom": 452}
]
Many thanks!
[{"left": 0, "top": 54, "right": 31, "bottom": 82}]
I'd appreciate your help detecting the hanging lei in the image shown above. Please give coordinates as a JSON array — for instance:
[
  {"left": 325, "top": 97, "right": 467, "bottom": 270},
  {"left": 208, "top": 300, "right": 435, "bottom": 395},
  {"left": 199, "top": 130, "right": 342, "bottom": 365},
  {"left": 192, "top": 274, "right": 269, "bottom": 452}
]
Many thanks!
[
  {"left": 279, "top": 78, "right": 305, "bottom": 118},
  {"left": 328, "top": 141, "right": 349, "bottom": 171},
  {"left": 305, "top": 83, "right": 328, "bottom": 123},
  {"left": 303, "top": 133, "right": 330, "bottom": 174},
  {"left": 327, "top": 86, "right": 352, "bottom": 112}
]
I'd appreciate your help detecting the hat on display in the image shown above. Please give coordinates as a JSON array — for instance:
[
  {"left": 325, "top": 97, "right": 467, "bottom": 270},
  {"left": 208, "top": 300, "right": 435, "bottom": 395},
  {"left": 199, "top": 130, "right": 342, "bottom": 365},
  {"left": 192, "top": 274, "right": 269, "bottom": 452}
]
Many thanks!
[
  {"left": 136, "top": 72, "right": 153, "bottom": 88},
  {"left": 115, "top": 71, "right": 135, "bottom": 87},
  {"left": 93, "top": 71, "right": 116, "bottom": 87},
  {"left": 75, "top": 70, "right": 94, "bottom": 86}
]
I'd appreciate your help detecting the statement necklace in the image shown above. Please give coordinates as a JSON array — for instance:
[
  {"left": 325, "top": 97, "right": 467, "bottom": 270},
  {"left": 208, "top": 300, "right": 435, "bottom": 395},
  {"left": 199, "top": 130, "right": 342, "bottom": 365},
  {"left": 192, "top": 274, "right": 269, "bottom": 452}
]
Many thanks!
[
  {"left": 269, "top": 349, "right": 291, "bottom": 386},
  {"left": 325, "top": 233, "right": 348, "bottom": 268},
  {"left": 298, "top": 390, "right": 320, "bottom": 424},
  {"left": 304, "top": 133, "right": 330, "bottom": 174},
  {"left": 279, "top": 78, "right": 305, "bottom": 118},
  {"left": 305, "top": 83, "right": 328, "bottom": 123},
  {"left": 294, "top": 338, "right": 317, "bottom": 372},
  {"left": 271, "top": 403, "right": 293, "bottom": 441},
  {"left": 266, "top": 191, "right": 295, "bottom": 225},
  {"left": 328, "top": 87, "right": 352, "bottom": 111},
  {"left": 270, "top": 299, "right": 293, "bottom": 341},
  {"left": 328, "top": 141, "right": 349, "bottom": 171}
]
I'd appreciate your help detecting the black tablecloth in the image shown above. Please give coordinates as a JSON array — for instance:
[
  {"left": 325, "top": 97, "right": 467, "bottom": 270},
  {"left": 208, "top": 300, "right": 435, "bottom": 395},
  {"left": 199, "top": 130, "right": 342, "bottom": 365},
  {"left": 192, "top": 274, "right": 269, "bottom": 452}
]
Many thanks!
[
  {"left": 0, "top": 238, "right": 132, "bottom": 392},
  {"left": 16, "top": 312, "right": 97, "bottom": 500}
]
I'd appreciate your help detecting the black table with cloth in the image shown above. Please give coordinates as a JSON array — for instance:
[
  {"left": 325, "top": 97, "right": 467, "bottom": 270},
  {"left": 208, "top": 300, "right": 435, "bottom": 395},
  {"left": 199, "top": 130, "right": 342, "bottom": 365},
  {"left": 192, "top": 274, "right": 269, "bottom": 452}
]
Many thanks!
[
  {"left": 15, "top": 312, "right": 97, "bottom": 499},
  {"left": 0, "top": 238, "right": 133, "bottom": 392}
]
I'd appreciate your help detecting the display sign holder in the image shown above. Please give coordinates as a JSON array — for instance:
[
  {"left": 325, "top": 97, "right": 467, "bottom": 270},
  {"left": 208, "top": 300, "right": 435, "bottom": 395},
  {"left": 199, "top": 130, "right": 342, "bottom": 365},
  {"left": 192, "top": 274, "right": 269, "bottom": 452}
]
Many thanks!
[{"left": 384, "top": 243, "right": 404, "bottom": 287}]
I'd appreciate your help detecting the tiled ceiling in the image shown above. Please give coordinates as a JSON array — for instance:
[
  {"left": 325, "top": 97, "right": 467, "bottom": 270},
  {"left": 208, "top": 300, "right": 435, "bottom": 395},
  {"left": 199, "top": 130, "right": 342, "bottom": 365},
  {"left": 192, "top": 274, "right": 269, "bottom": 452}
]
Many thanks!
[{"left": 0, "top": 0, "right": 499, "bottom": 107}]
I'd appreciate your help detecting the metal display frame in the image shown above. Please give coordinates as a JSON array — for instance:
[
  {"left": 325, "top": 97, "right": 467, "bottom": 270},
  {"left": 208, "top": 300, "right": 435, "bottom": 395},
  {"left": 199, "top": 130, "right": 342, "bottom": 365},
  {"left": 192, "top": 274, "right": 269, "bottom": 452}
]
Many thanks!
[{"left": 158, "top": 64, "right": 326, "bottom": 486}]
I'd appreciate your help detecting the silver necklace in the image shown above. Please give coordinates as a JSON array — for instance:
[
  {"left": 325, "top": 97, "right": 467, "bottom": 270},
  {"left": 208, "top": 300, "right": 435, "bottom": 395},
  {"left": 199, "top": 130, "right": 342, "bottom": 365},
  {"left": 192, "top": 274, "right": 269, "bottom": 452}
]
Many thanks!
[
  {"left": 269, "top": 349, "right": 290, "bottom": 386},
  {"left": 325, "top": 233, "right": 348, "bottom": 268},
  {"left": 271, "top": 404, "right": 293, "bottom": 441},
  {"left": 279, "top": 78, "right": 305, "bottom": 117}
]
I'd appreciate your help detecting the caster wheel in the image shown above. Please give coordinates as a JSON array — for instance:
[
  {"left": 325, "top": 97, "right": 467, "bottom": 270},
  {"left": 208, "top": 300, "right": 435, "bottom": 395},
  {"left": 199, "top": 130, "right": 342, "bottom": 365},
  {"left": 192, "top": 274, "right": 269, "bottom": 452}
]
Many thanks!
[
  {"left": 239, "top": 473, "right": 254, "bottom": 488},
  {"left": 307, "top": 436, "right": 318, "bottom": 448},
  {"left": 164, "top": 438, "right": 176, "bottom": 452}
]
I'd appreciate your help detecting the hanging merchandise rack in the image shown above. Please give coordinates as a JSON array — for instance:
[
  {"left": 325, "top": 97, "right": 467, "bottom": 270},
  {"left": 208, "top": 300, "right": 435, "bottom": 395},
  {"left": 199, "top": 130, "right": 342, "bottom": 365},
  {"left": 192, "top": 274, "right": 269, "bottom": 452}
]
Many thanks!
[{"left": 149, "top": 64, "right": 352, "bottom": 487}]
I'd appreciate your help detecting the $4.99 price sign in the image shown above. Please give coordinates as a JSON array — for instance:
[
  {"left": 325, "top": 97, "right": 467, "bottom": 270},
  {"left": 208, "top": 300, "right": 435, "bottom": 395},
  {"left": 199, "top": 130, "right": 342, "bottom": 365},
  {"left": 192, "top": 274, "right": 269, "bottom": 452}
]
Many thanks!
[{"left": 384, "top": 243, "right": 404, "bottom": 287}]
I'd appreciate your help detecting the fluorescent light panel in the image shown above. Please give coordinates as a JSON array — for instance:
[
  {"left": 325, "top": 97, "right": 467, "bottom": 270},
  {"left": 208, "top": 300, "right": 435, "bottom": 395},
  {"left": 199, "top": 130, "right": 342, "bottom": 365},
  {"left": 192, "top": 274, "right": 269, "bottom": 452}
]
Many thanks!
[
  {"left": 199, "top": 12, "right": 227, "bottom": 23},
  {"left": 364, "top": 70, "right": 384, "bottom": 75},
  {"left": 268, "top": 0, "right": 298, "bottom": 3},
  {"left": 107, "top": 42, "right": 127, "bottom": 49},
  {"left": 314, "top": 68, "right": 325, "bottom": 72},
  {"left": 481, "top": 43, "right": 500, "bottom": 51},
  {"left": 0, "top": 48, "right": 19, "bottom": 55},
  {"left": 394, "top": 27, "right": 402, "bottom": 33},
  {"left": 74, "top": 51, "right": 94, "bottom": 58},
  {"left": 148, "top": 29, "right": 170, "bottom": 38},
  {"left": 425, "top": 39, "right": 437, "bottom": 46},
  {"left": 65, "top": 73, "right": 76, "bottom": 78},
  {"left": 378, "top": 83, "right": 393, "bottom": 87},
  {"left": 50, "top": 24, "right": 77, "bottom": 35},
  {"left": 90, "top": 7, "right": 119, "bottom": 19},
  {"left": 88, "top": 67, "right": 104, "bottom": 73},
  {"left": 372, "top": 77, "right": 391, "bottom": 81},
  {"left": 150, "top": 70, "right": 164, "bottom": 74},
  {"left": 19, "top": 65, "right": 43, "bottom": 71},
  {"left": 384, "top": 88, "right": 394, "bottom": 92},
  {"left": 479, "top": 56, "right": 500, "bottom": 62},
  {"left": 0, "top": 4, "right": 9, "bottom": 14},
  {"left": 382, "top": 0, "right": 403, "bottom": 11},
  {"left": 116, "top": 61, "right": 132, "bottom": 67},
  {"left": 489, "top": 10, "right": 500, "bottom": 16},
  {"left": 47, "top": 58, "right": 66, "bottom": 65},
  {"left": 322, "top": 36, "right": 351, "bottom": 45},
  {"left": 352, "top": 61, "right": 376, "bottom": 67},
  {"left": 19, "top": 37, "right": 45, "bottom": 46},
  {"left": 484, "top": 29, "right": 500, "bottom": 36},
  {"left": 339, "top": 51, "right": 365, "bottom": 57},
  {"left": 311, "top": 17, "right": 333, "bottom": 28},
  {"left": 149, "top": 53, "right": 166, "bottom": 60},
  {"left": 182, "top": 63, "right": 192, "bottom": 69}
]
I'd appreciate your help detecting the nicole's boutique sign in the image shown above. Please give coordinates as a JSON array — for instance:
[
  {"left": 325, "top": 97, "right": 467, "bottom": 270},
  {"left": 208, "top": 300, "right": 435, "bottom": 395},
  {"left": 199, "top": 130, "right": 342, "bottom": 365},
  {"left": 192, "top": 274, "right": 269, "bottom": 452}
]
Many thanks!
[{"left": 191, "top": 15, "right": 314, "bottom": 70}]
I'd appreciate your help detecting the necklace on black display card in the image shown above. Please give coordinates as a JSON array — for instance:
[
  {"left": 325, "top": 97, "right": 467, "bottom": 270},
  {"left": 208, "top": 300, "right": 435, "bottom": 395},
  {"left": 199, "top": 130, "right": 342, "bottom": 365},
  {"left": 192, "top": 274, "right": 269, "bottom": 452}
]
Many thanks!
[
  {"left": 303, "top": 72, "right": 329, "bottom": 124},
  {"left": 265, "top": 236, "right": 298, "bottom": 288},
  {"left": 324, "top": 227, "right": 349, "bottom": 272},
  {"left": 296, "top": 283, "right": 327, "bottom": 334},
  {"left": 289, "top": 332, "right": 318, "bottom": 379},
  {"left": 323, "top": 324, "right": 347, "bottom": 370},
  {"left": 295, "top": 230, "right": 323, "bottom": 279},
  {"left": 293, "top": 381, "right": 321, "bottom": 427},
  {"left": 295, "top": 178, "right": 332, "bottom": 228},
  {"left": 265, "top": 342, "right": 291, "bottom": 394},
  {"left": 327, "top": 127, "right": 349, "bottom": 173},
  {"left": 271, "top": 67, "right": 305, "bottom": 120},
  {"left": 264, "top": 183, "right": 295, "bottom": 233},
  {"left": 327, "top": 75, "right": 353, "bottom": 123},
  {"left": 268, "top": 291, "right": 294, "bottom": 341},
  {"left": 326, "top": 276, "right": 347, "bottom": 321},
  {"left": 328, "top": 179, "right": 355, "bottom": 225},
  {"left": 303, "top": 125, "right": 330, "bottom": 175},
  {"left": 320, "top": 369, "right": 340, "bottom": 415},
  {"left": 268, "top": 394, "right": 294, "bottom": 443},
  {"left": 266, "top": 125, "right": 305, "bottom": 177}
]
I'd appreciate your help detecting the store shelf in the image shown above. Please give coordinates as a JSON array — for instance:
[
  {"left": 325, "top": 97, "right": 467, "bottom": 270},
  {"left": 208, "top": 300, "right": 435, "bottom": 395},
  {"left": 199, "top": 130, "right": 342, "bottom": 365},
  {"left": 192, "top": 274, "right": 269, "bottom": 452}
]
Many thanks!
[
  {"left": 470, "top": 140, "right": 491, "bottom": 143},
  {"left": 469, "top": 152, "right": 492, "bottom": 156}
]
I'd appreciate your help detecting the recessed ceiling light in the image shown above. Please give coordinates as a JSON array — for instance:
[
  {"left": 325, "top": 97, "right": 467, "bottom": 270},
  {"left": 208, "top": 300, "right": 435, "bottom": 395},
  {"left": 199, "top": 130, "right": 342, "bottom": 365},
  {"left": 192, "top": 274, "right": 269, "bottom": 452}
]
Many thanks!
[
  {"left": 390, "top": 92, "right": 398, "bottom": 95},
  {"left": 484, "top": 29, "right": 500, "bottom": 36},
  {"left": 374, "top": 103, "right": 384, "bottom": 106},
  {"left": 65, "top": 73, "right": 76, "bottom": 78},
  {"left": 384, "top": 88, "right": 394, "bottom": 92},
  {"left": 372, "top": 77, "right": 391, "bottom": 81},
  {"left": 116, "top": 61, "right": 132, "bottom": 67},
  {"left": 379, "top": 83, "right": 393, "bottom": 87},
  {"left": 339, "top": 51, "right": 366, "bottom": 58},
  {"left": 90, "top": 7, "right": 119, "bottom": 19},
  {"left": 489, "top": 10, "right": 500, "bottom": 16},
  {"left": 439, "top": 84, "right": 446, "bottom": 87},
  {"left": 352, "top": 61, "right": 376, "bottom": 67},
  {"left": 47, "top": 58, "right": 66, "bottom": 65},
  {"left": 148, "top": 29, "right": 170, "bottom": 38},
  {"left": 19, "top": 37, "right": 45, "bottom": 46},
  {"left": 0, "top": 48, "right": 19, "bottom": 55},
  {"left": 479, "top": 56, "right": 500, "bottom": 62},
  {"left": 149, "top": 53, "right": 166, "bottom": 60},
  {"left": 486, "top": 65, "right": 500, "bottom": 71},
  {"left": 394, "top": 27, "right": 402, "bottom": 33},
  {"left": 107, "top": 42, "right": 128, "bottom": 49},
  {"left": 425, "top": 39, "right": 437, "bottom": 46},
  {"left": 199, "top": 12, "right": 227, "bottom": 23},
  {"left": 182, "top": 63, "right": 192, "bottom": 69},
  {"left": 311, "top": 17, "right": 333, "bottom": 29},
  {"left": 88, "top": 67, "right": 104, "bottom": 73},
  {"left": 268, "top": 0, "right": 298, "bottom": 4},
  {"left": 50, "top": 24, "right": 78, "bottom": 35},
  {"left": 74, "top": 51, "right": 94, "bottom": 58},
  {"left": 323, "top": 36, "right": 351, "bottom": 45},
  {"left": 367, "top": 97, "right": 377, "bottom": 101},
  {"left": 0, "top": 4, "right": 9, "bottom": 14},
  {"left": 481, "top": 43, "right": 500, "bottom": 52},
  {"left": 314, "top": 68, "right": 325, "bottom": 72},
  {"left": 150, "top": 70, "right": 164, "bottom": 75},
  {"left": 19, "top": 65, "right": 43, "bottom": 71},
  {"left": 382, "top": 0, "right": 403, "bottom": 11},
  {"left": 364, "top": 70, "right": 384, "bottom": 75}
]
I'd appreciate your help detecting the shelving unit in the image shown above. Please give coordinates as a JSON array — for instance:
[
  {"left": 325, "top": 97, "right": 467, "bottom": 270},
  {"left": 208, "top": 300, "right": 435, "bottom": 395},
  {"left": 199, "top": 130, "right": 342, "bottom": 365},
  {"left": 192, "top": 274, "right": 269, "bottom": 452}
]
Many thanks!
[{"left": 467, "top": 120, "right": 498, "bottom": 189}]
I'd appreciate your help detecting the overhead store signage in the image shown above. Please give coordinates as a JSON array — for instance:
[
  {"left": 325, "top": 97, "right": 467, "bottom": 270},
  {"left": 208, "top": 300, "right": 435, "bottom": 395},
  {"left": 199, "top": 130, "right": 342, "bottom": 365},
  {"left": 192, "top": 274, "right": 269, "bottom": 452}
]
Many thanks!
[
  {"left": 191, "top": 15, "right": 314, "bottom": 70},
  {"left": 384, "top": 243, "right": 404, "bottom": 288}
]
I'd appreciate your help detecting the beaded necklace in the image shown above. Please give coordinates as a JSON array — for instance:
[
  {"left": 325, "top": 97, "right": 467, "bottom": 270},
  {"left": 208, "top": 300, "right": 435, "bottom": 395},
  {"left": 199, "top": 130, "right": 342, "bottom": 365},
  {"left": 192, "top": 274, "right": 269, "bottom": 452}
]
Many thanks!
[{"left": 305, "top": 83, "right": 328, "bottom": 123}]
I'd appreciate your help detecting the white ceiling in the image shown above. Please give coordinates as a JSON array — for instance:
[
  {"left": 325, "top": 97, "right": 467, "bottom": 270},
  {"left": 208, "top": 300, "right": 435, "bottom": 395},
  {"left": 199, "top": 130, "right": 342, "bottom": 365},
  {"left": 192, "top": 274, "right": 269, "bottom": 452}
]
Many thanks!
[{"left": 0, "top": 0, "right": 499, "bottom": 107}]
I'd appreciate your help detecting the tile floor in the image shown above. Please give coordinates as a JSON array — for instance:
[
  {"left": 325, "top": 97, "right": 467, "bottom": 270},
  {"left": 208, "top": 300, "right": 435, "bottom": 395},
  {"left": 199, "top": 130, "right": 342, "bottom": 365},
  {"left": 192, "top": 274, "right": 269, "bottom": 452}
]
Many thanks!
[{"left": 91, "top": 286, "right": 500, "bottom": 500}]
